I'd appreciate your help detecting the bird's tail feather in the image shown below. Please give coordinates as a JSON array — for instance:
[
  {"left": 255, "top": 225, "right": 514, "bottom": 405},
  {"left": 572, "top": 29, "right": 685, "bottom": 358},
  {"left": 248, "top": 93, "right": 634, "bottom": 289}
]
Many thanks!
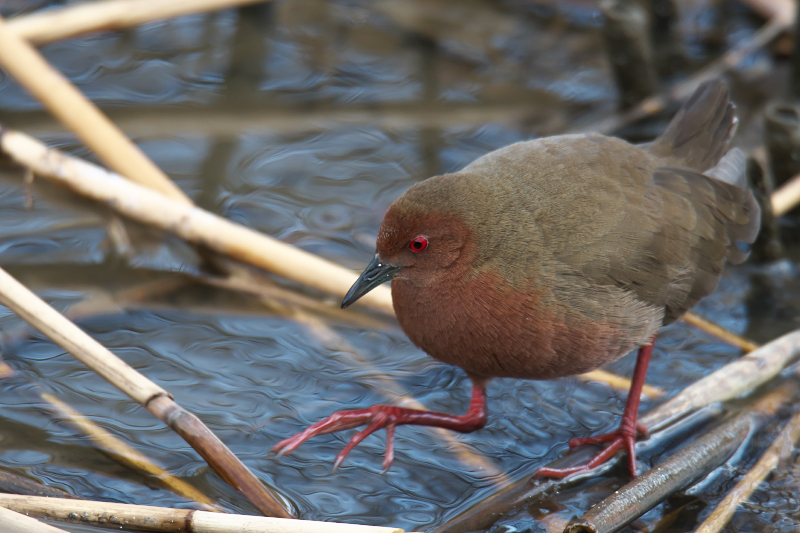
[{"left": 648, "top": 79, "right": 737, "bottom": 172}]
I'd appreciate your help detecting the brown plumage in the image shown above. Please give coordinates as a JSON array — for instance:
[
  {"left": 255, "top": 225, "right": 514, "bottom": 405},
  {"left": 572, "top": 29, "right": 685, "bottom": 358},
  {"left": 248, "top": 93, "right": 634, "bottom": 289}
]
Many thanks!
[{"left": 273, "top": 79, "right": 760, "bottom": 477}]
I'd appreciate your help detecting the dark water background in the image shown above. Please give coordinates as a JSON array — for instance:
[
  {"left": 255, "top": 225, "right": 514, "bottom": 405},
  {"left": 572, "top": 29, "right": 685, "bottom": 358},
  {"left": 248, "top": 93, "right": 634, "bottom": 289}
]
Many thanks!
[{"left": 0, "top": 1, "right": 798, "bottom": 532}]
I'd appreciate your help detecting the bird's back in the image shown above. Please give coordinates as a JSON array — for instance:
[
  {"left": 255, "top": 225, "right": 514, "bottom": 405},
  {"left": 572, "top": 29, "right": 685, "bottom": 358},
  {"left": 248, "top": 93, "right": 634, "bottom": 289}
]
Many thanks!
[{"left": 457, "top": 80, "right": 759, "bottom": 325}]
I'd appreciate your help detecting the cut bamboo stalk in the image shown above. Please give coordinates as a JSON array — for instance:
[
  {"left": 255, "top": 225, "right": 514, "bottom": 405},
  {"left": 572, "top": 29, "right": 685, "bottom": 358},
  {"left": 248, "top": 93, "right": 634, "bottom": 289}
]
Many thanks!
[
  {"left": 693, "top": 410, "right": 800, "bottom": 533},
  {"left": 0, "top": 505, "right": 72, "bottom": 533},
  {"left": 0, "top": 16, "right": 190, "bottom": 204},
  {"left": 681, "top": 312, "right": 759, "bottom": 353},
  {"left": 772, "top": 172, "right": 800, "bottom": 216},
  {"left": 0, "top": 494, "right": 404, "bottom": 533},
  {"left": 7, "top": 0, "right": 264, "bottom": 46},
  {"left": 40, "top": 393, "right": 220, "bottom": 512},
  {"left": 0, "top": 128, "right": 394, "bottom": 315},
  {"left": 0, "top": 266, "right": 291, "bottom": 518}
]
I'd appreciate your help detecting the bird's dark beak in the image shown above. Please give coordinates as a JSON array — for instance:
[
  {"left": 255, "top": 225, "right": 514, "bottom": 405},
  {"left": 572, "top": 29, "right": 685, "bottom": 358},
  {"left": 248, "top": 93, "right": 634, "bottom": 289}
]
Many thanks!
[{"left": 342, "top": 253, "right": 400, "bottom": 309}]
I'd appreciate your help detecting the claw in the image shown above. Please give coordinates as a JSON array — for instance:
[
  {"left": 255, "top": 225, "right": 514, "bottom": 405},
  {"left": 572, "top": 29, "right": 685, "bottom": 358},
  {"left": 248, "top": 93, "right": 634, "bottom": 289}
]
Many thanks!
[
  {"left": 538, "top": 340, "right": 655, "bottom": 480},
  {"left": 382, "top": 423, "right": 396, "bottom": 473},
  {"left": 272, "top": 381, "right": 488, "bottom": 472},
  {"left": 537, "top": 430, "right": 638, "bottom": 479}
]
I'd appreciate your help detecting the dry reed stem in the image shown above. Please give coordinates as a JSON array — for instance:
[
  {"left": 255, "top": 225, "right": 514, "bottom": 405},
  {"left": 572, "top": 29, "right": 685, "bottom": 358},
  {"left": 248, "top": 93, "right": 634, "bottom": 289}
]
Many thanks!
[
  {"left": 694, "top": 409, "right": 800, "bottom": 533},
  {"left": 41, "top": 393, "right": 220, "bottom": 512},
  {"left": 0, "top": 266, "right": 291, "bottom": 518},
  {"left": 0, "top": 505, "right": 72, "bottom": 533},
  {"left": 0, "top": 128, "right": 394, "bottom": 314},
  {"left": 681, "top": 312, "right": 760, "bottom": 353},
  {"left": 772, "top": 172, "right": 800, "bottom": 216},
  {"left": 192, "top": 262, "right": 393, "bottom": 331},
  {"left": 640, "top": 329, "right": 800, "bottom": 432},
  {"left": 7, "top": 0, "right": 265, "bottom": 46},
  {"left": 0, "top": 16, "right": 190, "bottom": 203},
  {"left": 0, "top": 494, "right": 405, "bottom": 533},
  {"left": 578, "top": 369, "right": 664, "bottom": 399},
  {"left": 0, "top": 267, "right": 168, "bottom": 405}
]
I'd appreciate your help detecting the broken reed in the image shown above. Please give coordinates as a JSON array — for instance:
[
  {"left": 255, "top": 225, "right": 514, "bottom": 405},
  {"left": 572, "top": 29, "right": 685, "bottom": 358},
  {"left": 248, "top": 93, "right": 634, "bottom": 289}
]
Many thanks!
[{"left": 0, "top": 267, "right": 292, "bottom": 518}]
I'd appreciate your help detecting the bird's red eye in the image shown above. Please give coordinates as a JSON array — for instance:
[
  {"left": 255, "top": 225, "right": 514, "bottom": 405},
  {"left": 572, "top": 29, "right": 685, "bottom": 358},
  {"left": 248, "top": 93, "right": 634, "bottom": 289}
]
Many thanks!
[{"left": 409, "top": 235, "right": 428, "bottom": 252}]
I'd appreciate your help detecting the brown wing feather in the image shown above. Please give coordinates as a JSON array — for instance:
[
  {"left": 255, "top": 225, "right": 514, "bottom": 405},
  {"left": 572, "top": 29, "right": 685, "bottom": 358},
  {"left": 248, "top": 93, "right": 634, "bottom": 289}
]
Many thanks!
[{"left": 594, "top": 164, "right": 759, "bottom": 325}]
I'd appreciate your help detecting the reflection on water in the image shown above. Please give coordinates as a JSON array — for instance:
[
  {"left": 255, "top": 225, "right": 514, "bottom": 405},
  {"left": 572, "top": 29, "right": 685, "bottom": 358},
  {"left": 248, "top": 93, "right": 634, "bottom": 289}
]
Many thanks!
[{"left": 0, "top": 1, "right": 796, "bottom": 532}]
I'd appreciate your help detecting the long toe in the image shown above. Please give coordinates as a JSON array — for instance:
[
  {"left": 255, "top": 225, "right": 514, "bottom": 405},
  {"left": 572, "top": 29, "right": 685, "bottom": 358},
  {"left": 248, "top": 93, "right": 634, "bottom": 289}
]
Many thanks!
[
  {"left": 271, "top": 407, "right": 377, "bottom": 457},
  {"left": 539, "top": 427, "right": 642, "bottom": 479}
]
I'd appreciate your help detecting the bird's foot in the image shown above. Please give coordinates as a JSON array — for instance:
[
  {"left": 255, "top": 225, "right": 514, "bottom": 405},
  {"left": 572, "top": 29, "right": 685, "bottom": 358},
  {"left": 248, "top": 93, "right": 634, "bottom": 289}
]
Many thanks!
[
  {"left": 272, "top": 405, "right": 402, "bottom": 471},
  {"left": 536, "top": 423, "right": 645, "bottom": 479},
  {"left": 272, "top": 381, "right": 488, "bottom": 471}
]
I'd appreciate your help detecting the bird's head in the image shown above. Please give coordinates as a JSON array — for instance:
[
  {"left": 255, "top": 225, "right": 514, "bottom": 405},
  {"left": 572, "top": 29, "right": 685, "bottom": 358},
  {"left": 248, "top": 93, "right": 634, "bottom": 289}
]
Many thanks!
[{"left": 341, "top": 178, "right": 475, "bottom": 308}]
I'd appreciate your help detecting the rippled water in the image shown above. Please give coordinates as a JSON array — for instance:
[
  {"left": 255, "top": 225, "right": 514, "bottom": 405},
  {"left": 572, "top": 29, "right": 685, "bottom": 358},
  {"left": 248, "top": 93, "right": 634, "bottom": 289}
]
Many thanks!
[{"left": 0, "top": 1, "right": 796, "bottom": 533}]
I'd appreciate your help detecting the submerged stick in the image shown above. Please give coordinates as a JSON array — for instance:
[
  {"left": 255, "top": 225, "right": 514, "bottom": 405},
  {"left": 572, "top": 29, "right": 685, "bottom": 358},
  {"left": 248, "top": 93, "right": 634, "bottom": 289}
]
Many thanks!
[
  {"left": 0, "top": 470, "right": 74, "bottom": 499},
  {"left": 0, "top": 494, "right": 405, "bottom": 533},
  {"left": 0, "top": 16, "right": 190, "bottom": 203},
  {"left": 0, "top": 267, "right": 291, "bottom": 518},
  {"left": 41, "top": 393, "right": 220, "bottom": 512},
  {"left": 565, "top": 412, "right": 753, "bottom": 533},
  {"left": 694, "top": 410, "right": 800, "bottom": 533},
  {"left": 6, "top": 0, "right": 264, "bottom": 46},
  {"left": 432, "top": 328, "right": 800, "bottom": 533}
]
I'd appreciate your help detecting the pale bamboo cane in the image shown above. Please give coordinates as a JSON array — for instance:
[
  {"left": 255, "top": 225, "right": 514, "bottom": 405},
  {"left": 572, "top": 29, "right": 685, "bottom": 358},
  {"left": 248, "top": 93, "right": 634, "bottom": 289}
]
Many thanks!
[
  {"left": 0, "top": 15, "right": 190, "bottom": 203},
  {"left": 0, "top": 128, "right": 394, "bottom": 315},
  {"left": 0, "top": 505, "right": 72, "bottom": 533},
  {"left": 0, "top": 494, "right": 406, "bottom": 533},
  {"left": 772, "top": 172, "right": 800, "bottom": 216},
  {"left": 7, "top": 0, "right": 265, "bottom": 46},
  {"left": 0, "top": 266, "right": 291, "bottom": 518}
]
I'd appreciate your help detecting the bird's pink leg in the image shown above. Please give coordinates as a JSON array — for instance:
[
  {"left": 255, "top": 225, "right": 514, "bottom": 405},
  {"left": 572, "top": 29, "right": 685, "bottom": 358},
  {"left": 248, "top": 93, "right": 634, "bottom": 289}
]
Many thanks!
[
  {"left": 272, "top": 380, "right": 488, "bottom": 470},
  {"left": 537, "top": 338, "right": 655, "bottom": 479}
]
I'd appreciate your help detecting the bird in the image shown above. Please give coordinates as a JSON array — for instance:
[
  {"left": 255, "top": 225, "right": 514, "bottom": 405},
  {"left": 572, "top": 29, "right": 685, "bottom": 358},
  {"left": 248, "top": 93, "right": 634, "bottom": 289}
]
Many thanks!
[{"left": 272, "top": 79, "right": 760, "bottom": 478}]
